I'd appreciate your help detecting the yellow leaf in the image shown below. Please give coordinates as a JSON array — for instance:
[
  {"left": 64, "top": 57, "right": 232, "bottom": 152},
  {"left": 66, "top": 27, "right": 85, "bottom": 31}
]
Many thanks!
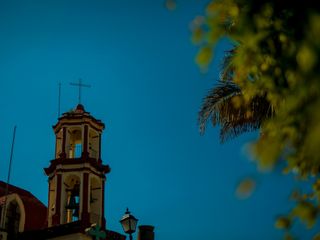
[
  {"left": 275, "top": 216, "right": 291, "bottom": 229},
  {"left": 196, "top": 46, "right": 212, "bottom": 68},
  {"left": 164, "top": 0, "right": 176, "bottom": 11},
  {"left": 229, "top": 5, "right": 239, "bottom": 18},
  {"left": 313, "top": 233, "right": 320, "bottom": 240},
  {"left": 296, "top": 44, "right": 317, "bottom": 72},
  {"left": 292, "top": 202, "right": 317, "bottom": 228},
  {"left": 235, "top": 177, "right": 256, "bottom": 199},
  {"left": 192, "top": 28, "right": 204, "bottom": 44}
]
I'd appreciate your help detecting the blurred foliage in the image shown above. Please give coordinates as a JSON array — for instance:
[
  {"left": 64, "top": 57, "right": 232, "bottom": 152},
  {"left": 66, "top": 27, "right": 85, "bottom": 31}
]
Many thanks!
[
  {"left": 235, "top": 177, "right": 256, "bottom": 199},
  {"left": 194, "top": 0, "right": 320, "bottom": 237},
  {"left": 313, "top": 233, "right": 320, "bottom": 240},
  {"left": 165, "top": 0, "right": 177, "bottom": 11}
]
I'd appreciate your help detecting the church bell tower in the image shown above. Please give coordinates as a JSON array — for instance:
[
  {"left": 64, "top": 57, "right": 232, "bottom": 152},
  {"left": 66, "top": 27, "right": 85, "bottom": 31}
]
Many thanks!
[{"left": 44, "top": 104, "right": 110, "bottom": 229}]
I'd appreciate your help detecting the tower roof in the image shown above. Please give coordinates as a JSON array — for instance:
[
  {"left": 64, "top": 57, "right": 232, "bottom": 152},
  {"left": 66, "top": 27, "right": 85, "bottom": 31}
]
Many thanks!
[{"left": 53, "top": 104, "right": 105, "bottom": 132}]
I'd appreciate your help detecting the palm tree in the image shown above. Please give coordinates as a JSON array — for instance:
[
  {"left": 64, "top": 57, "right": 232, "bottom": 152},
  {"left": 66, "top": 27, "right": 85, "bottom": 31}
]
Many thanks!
[{"left": 199, "top": 50, "right": 274, "bottom": 142}]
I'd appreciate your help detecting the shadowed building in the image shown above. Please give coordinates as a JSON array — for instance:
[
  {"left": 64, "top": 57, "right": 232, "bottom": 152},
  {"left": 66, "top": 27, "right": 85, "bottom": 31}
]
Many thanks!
[
  {"left": 0, "top": 105, "right": 124, "bottom": 240},
  {"left": 0, "top": 104, "right": 154, "bottom": 240},
  {"left": 0, "top": 181, "right": 47, "bottom": 239}
]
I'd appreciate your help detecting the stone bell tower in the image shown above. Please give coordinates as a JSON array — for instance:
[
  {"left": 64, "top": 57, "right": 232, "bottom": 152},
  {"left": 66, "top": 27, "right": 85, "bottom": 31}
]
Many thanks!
[{"left": 44, "top": 104, "right": 110, "bottom": 229}]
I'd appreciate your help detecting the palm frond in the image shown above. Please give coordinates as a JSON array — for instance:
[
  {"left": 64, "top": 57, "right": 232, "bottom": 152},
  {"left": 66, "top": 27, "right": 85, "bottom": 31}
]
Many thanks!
[
  {"left": 219, "top": 95, "right": 273, "bottom": 141},
  {"left": 199, "top": 81, "right": 241, "bottom": 134},
  {"left": 199, "top": 81, "right": 273, "bottom": 142}
]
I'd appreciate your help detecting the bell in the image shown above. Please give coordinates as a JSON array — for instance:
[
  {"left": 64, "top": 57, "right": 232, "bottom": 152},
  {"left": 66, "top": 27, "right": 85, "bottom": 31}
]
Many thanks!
[{"left": 73, "top": 207, "right": 79, "bottom": 218}]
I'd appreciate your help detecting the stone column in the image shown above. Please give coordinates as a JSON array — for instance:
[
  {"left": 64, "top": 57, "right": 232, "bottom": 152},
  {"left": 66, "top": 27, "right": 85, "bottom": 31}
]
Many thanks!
[
  {"left": 82, "top": 125, "right": 89, "bottom": 158},
  {"left": 59, "top": 127, "right": 67, "bottom": 159},
  {"left": 81, "top": 172, "right": 90, "bottom": 226},
  {"left": 52, "top": 174, "right": 62, "bottom": 225}
]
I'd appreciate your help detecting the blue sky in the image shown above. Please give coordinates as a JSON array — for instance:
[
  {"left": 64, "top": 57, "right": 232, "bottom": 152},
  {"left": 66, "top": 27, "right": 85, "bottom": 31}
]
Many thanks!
[{"left": 0, "top": 0, "right": 316, "bottom": 239}]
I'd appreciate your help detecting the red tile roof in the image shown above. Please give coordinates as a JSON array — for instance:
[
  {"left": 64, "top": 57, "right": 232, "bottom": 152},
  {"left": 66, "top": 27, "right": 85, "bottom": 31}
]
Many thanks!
[{"left": 0, "top": 181, "right": 47, "bottom": 231}]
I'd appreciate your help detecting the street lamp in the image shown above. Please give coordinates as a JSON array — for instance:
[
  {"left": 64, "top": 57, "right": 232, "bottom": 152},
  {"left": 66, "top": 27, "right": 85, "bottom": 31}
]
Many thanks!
[{"left": 120, "top": 208, "right": 138, "bottom": 240}]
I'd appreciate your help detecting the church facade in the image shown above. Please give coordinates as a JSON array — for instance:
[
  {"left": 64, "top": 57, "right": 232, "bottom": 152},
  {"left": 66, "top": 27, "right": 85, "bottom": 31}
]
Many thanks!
[{"left": 0, "top": 104, "right": 153, "bottom": 240}]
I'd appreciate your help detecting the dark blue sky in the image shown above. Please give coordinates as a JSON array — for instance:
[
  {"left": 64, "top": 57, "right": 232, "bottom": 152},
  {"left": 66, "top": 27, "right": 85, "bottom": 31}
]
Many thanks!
[{"left": 0, "top": 0, "right": 316, "bottom": 239}]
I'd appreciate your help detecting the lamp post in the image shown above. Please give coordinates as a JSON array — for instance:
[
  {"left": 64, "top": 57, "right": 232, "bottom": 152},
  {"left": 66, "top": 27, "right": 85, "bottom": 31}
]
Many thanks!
[{"left": 120, "top": 208, "right": 138, "bottom": 240}]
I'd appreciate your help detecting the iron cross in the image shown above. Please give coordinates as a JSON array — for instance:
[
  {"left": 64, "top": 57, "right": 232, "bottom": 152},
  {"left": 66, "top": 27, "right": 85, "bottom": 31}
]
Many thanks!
[
  {"left": 86, "top": 224, "right": 106, "bottom": 240},
  {"left": 70, "top": 79, "right": 91, "bottom": 104}
]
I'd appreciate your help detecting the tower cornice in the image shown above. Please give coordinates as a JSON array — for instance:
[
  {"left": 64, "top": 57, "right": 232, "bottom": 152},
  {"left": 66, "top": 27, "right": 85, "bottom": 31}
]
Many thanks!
[
  {"left": 53, "top": 115, "right": 105, "bottom": 133},
  {"left": 53, "top": 104, "right": 105, "bottom": 133},
  {"left": 44, "top": 157, "right": 110, "bottom": 176}
]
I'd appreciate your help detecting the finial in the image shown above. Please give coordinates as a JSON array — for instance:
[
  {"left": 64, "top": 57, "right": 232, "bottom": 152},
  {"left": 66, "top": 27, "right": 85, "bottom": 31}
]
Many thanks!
[{"left": 126, "top": 208, "right": 130, "bottom": 214}]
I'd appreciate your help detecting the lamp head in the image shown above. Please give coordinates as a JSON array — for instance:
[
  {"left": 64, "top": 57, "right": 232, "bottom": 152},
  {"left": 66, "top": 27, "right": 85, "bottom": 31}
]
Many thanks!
[{"left": 120, "top": 208, "right": 138, "bottom": 234}]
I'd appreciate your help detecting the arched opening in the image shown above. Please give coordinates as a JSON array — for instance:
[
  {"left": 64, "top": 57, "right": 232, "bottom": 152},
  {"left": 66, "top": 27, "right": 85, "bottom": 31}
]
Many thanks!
[
  {"left": 48, "top": 177, "right": 56, "bottom": 226},
  {"left": 5, "top": 200, "right": 21, "bottom": 240},
  {"left": 89, "top": 128, "right": 99, "bottom": 160},
  {"left": 66, "top": 127, "right": 82, "bottom": 158},
  {"left": 63, "top": 174, "right": 81, "bottom": 223},
  {"left": 55, "top": 129, "right": 63, "bottom": 158},
  {"left": 89, "top": 176, "right": 102, "bottom": 224}
]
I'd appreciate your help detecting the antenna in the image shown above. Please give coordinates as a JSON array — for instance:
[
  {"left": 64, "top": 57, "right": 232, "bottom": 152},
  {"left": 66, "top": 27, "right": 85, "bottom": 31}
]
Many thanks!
[
  {"left": 58, "top": 82, "right": 61, "bottom": 117},
  {"left": 0, "top": 126, "right": 17, "bottom": 229}
]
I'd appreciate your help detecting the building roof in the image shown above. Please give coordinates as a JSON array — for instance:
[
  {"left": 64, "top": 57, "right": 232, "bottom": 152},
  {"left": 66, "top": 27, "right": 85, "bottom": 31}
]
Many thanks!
[
  {"left": 0, "top": 181, "right": 47, "bottom": 231},
  {"left": 20, "top": 221, "right": 126, "bottom": 240}
]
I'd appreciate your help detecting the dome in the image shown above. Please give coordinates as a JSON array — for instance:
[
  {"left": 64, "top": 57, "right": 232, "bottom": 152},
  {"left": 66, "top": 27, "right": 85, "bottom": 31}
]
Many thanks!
[{"left": 75, "top": 104, "right": 85, "bottom": 113}]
